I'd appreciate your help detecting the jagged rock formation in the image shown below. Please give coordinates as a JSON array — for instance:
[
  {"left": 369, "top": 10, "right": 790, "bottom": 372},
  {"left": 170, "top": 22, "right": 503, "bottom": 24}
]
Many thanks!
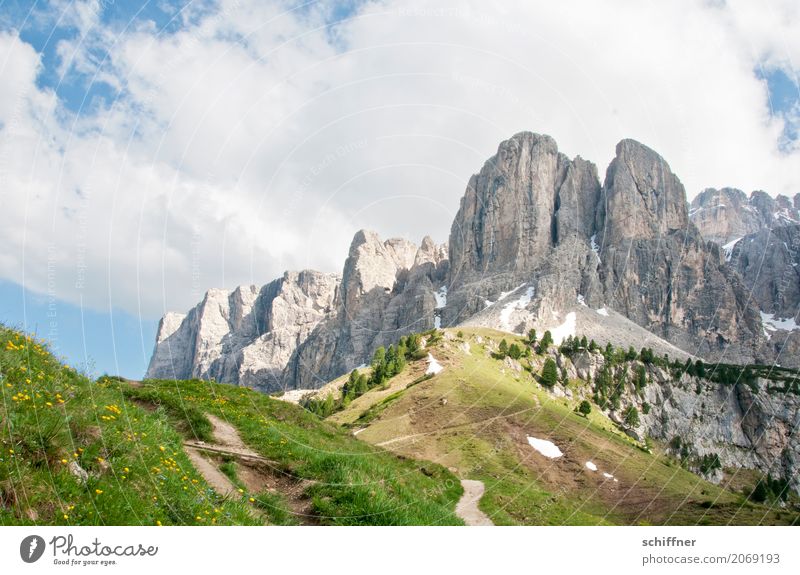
[
  {"left": 146, "top": 271, "right": 339, "bottom": 391},
  {"left": 446, "top": 134, "right": 764, "bottom": 364},
  {"left": 689, "top": 187, "right": 800, "bottom": 246},
  {"left": 148, "top": 131, "right": 797, "bottom": 390},
  {"left": 725, "top": 224, "right": 800, "bottom": 363},
  {"left": 284, "top": 231, "right": 448, "bottom": 389}
]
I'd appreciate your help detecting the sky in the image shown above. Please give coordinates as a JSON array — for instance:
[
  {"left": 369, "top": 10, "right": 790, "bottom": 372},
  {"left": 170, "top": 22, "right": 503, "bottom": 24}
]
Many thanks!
[{"left": 0, "top": 0, "right": 798, "bottom": 378}]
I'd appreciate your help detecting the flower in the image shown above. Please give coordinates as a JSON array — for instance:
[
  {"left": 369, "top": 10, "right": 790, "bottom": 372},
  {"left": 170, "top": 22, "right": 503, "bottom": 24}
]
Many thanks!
[{"left": 95, "top": 489, "right": 103, "bottom": 495}]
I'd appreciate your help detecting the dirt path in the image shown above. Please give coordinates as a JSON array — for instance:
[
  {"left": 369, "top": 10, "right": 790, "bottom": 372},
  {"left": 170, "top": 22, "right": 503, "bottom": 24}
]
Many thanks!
[
  {"left": 183, "top": 414, "right": 272, "bottom": 462},
  {"left": 455, "top": 480, "right": 494, "bottom": 526},
  {"left": 185, "top": 446, "right": 239, "bottom": 497},
  {"left": 183, "top": 413, "right": 317, "bottom": 524}
]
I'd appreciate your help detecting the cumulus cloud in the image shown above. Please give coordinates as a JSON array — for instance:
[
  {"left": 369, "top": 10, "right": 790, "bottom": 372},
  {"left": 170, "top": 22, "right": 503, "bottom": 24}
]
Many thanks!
[{"left": 1, "top": 0, "right": 799, "bottom": 320}]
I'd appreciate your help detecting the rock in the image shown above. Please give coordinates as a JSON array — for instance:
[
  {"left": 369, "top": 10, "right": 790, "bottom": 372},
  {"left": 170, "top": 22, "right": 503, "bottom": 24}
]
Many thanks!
[
  {"left": 689, "top": 188, "right": 771, "bottom": 246},
  {"left": 572, "top": 350, "right": 605, "bottom": 381},
  {"left": 503, "top": 356, "right": 522, "bottom": 373},
  {"left": 147, "top": 131, "right": 796, "bottom": 390},
  {"left": 728, "top": 224, "right": 800, "bottom": 320},
  {"left": 145, "top": 270, "right": 339, "bottom": 392},
  {"left": 69, "top": 461, "right": 89, "bottom": 484},
  {"left": 284, "top": 230, "right": 448, "bottom": 388}
]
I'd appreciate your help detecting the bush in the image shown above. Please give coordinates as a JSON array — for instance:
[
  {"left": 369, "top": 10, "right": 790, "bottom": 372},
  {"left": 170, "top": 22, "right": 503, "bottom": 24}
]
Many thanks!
[{"left": 578, "top": 400, "right": 591, "bottom": 416}]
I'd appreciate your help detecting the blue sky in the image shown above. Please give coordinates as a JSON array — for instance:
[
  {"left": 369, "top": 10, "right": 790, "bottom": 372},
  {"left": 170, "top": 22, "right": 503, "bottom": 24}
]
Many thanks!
[
  {"left": 0, "top": 280, "right": 156, "bottom": 378},
  {"left": 0, "top": 1, "right": 799, "bottom": 381}
]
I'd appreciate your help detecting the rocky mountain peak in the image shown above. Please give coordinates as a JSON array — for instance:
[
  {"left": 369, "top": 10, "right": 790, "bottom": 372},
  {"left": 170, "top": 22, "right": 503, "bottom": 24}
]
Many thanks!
[
  {"left": 689, "top": 188, "right": 800, "bottom": 245},
  {"left": 597, "top": 139, "right": 689, "bottom": 246},
  {"left": 340, "top": 230, "right": 417, "bottom": 309},
  {"left": 448, "top": 131, "right": 598, "bottom": 293}
]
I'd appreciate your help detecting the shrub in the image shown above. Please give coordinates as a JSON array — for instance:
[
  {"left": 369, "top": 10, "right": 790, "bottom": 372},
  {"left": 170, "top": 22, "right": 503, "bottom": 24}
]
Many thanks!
[{"left": 578, "top": 400, "right": 591, "bottom": 416}]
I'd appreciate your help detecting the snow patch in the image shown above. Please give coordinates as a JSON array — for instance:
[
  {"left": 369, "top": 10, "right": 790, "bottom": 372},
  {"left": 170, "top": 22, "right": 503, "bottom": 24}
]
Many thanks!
[
  {"left": 603, "top": 472, "right": 614, "bottom": 479},
  {"left": 426, "top": 353, "right": 444, "bottom": 375},
  {"left": 585, "top": 461, "right": 598, "bottom": 471},
  {"left": 576, "top": 294, "right": 587, "bottom": 307},
  {"left": 590, "top": 234, "right": 601, "bottom": 263},
  {"left": 722, "top": 237, "right": 743, "bottom": 262},
  {"left": 596, "top": 307, "right": 609, "bottom": 317},
  {"left": 434, "top": 316, "right": 441, "bottom": 329},
  {"left": 527, "top": 437, "right": 563, "bottom": 459},
  {"left": 277, "top": 389, "right": 315, "bottom": 404},
  {"left": 760, "top": 312, "right": 800, "bottom": 333},
  {"left": 549, "top": 312, "right": 576, "bottom": 344},
  {"left": 500, "top": 286, "right": 535, "bottom": 332},
  {"left": 434, "top": 286, "right": 448, "bottom": 309}
]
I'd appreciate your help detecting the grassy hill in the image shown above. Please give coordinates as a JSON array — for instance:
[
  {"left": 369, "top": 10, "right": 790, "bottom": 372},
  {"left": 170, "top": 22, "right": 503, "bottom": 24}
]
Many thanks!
[
  {"left": 4, "top": 322, "right": 796, "bottom": 526},
  {"left": 324, "top": 327, "right": 800, "bottom": 526},
  {"left": 0, "top": 325, "right": 462, "bottom": 525}
]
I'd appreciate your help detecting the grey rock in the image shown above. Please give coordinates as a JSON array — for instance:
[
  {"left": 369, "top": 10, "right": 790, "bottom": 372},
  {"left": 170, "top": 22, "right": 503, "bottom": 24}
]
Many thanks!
[
  {"left": 145, "top": 270, "right": 339, "bottom": 392},
  {"left": 689, "top": 187, "right": 800, "bottom": 246}
]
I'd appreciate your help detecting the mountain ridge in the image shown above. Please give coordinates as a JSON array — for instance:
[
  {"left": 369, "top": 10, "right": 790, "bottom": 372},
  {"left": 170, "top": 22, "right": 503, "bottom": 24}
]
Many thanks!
[{"left": 147, "top": 132, "right": 799, "bottom": 391}]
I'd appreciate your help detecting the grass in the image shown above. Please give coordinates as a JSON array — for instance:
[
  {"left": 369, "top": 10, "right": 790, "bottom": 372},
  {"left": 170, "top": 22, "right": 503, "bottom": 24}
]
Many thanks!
[
  {"left": 346, "top": 327, "right": 800, "bottom": 526},
  {"left": 0, "top": 326, "right": 256, "bottom": 526},
  {"left": 120, "top": 377, "right": 464, "bottom": 525}
]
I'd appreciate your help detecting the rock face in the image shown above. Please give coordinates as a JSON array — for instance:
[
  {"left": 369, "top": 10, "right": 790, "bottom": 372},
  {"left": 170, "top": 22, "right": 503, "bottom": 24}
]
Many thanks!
[
  {"left": 640, "top": 371, "right": 800, "bottom": 493},
  {"left": 145, "top": 271, "right": 339, "bottom": 392},
  {"left": 284, "top": 231, "right": 448, "bottom": 388},
  {"left": 148, "top": 130, "right": 798, "bottom": 389},
  {"left": 729, "top": 224, "right": 800, "bottom": 320},
  {"left": 447, "top": 134, "right": 764, "bottom": 364},
  {"left": 689, "top": 187, "right": 800, "bottom": 246},
  {"left": 558, "top": 351, "right": 800, "bottom": 493},
  {"left": 726, "top": 224, "right": 800, "bottom": 363},
  {"left": 596, "top": 141, "right": 763, "bottom": 361}
]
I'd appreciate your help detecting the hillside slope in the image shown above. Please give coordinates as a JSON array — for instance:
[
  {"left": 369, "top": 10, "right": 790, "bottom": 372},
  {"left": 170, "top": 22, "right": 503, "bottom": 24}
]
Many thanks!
[
  {"left": 321, "top": 328, "right": 799, "bottom": 525},
  {"left": 0, "top": 326, "right": 463, "bottom": 526}
]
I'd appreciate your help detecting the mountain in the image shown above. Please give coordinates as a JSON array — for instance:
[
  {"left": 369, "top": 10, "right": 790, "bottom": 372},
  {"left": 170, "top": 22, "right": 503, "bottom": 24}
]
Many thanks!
[
  {"left": 146, "top": 271, "right": 339, "bottom": 391},
  {"left": 689, "top": 187, "right": 800, "bottom": 247},
  {"left": 147, "top": 132, "right": 794, "bottom": 391}
]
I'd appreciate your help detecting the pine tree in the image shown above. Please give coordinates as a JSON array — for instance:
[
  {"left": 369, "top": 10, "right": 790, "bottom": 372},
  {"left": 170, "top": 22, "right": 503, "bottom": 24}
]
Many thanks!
[
  {"left": 526, "top": 328, "right": 537, "bottom": 346},
  {"left": 541, "top": 357, "right": 558, "bottom": 388},
  {"left": 508, "top": 343, "right": 522, "bottom": 360},
  {"left": 623, "top": 405, "right": 640, "bottom": 428},
  {"left": 322, "top": 394, "right": 335, "bottom": 417},
  {"left": 635, "top": 365, "right": 647, "bottom": 393},
  {"left": 540, "top": 330, "right": 553, "bottom": 350},
  {"left": 498, "top": 339, "right": 509, "bottom": 357},
  {"left": 578, "top": 400, "right": 592, "bottom": 416}
]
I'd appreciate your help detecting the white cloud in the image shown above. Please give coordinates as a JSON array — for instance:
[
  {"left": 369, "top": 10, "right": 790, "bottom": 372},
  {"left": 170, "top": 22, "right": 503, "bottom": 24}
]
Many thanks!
[{"left": 1, "top": 0, "right": 799, "bottom": 320}]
